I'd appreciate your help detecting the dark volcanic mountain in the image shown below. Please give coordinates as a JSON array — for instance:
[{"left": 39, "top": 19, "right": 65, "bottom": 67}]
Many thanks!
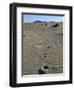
[{"left": 33, "top": 20, "right": 47, "bottom": 24}]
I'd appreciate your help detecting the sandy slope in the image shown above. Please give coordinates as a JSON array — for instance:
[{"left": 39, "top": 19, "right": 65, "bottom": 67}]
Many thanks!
[{"left": 22, "top": 22, "right": 63, "bottom": 75}]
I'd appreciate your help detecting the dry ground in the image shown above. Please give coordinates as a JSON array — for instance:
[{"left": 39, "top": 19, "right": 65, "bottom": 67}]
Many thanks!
[{"left": 22, "top": 22, "right": 63, "bottom": 75}]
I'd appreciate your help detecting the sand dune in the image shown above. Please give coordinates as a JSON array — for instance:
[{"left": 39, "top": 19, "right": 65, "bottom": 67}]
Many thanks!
[{"left": 22, "top": 22, "right": 63, "bottom": 75}]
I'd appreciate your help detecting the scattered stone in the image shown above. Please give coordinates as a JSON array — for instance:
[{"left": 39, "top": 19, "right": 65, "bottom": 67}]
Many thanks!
[{"left": 52, "top": 24, "right": 59, "bottom": 27}]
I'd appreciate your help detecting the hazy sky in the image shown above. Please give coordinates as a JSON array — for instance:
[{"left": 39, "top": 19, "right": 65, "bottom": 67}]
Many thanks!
[{"left": 22, "top": 14, "right": 64, "bottom": 23}]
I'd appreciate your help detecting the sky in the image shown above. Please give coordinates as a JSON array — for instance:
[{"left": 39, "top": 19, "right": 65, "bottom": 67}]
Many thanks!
[{"left": 22, "top": 14, "right": 64, "bottom": 23}]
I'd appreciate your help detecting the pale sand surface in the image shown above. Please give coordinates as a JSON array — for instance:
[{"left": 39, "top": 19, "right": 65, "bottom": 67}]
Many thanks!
[{"left": 22, "top": 22, "right": 63, "bottom": 75}]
